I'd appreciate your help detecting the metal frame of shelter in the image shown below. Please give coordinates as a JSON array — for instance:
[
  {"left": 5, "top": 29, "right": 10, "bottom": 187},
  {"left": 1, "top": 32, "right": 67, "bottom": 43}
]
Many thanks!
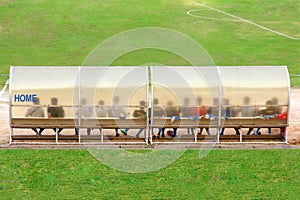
[{"left": 9, "top": 66, "right": 290, "bottom": 145}]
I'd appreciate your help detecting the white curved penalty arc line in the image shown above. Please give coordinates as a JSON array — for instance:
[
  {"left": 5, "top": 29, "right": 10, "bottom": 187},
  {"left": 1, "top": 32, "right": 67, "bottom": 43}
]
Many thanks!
[
  {"left": 191, "top": 2, "right": 300, "bottom": 40},
  {"left": 187, "top": 10, "right": 241, "bottom": 22}
]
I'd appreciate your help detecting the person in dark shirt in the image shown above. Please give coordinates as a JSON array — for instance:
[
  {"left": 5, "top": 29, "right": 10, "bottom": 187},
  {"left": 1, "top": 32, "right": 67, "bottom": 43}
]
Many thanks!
[
  {"left": 165, "top": 101, "right": 180, "bottom": 137},
  {"left": 121, "top": 100, "right": 147, "bottom": 138},
  {"left": 47, "top": 97, "right": 65, "bottom": 135},
  {"left": 152, "top": 98, "right": 166, "bottom": 138}
]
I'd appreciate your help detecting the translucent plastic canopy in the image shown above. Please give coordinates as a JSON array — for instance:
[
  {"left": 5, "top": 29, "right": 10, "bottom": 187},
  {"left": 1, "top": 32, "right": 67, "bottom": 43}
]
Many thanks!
[
  {"left": 10, "top": 66, "right": 79, "bottom": 118},
  {"left": 150, "top": 66, "right": 220, "bottom": 108},
  {"left": 219, "top": 66, "right": 289, "bottom": 117},
  {"left": 10, "top": 66, "right": 290, "bottom": 122},
  {"left": 10, "top": 66, "right": 148, "bottom": 119}
]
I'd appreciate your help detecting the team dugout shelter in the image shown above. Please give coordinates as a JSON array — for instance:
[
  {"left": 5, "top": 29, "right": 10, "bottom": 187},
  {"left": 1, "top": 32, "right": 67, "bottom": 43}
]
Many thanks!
[{"left": 9, "top": 66, "right": 290, "bottom": 145}]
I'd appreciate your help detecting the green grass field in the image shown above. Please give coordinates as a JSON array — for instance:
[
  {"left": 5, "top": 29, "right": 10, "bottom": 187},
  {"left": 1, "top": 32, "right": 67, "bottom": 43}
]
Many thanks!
[
  {"left": 1, "top": 149, "right": 300, "bottom": 199},
  {"left": 0, "top": 1, "right": 300, "bottom": 199},
  {"left": 0, "top": 0, "right": 299, "bottom": 86}
]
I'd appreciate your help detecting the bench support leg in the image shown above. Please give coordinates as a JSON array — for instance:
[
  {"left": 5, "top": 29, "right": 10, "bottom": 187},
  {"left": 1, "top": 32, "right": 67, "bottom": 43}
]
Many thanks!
[
  {"left": 78, "top": 128, "right": 81, "bottom": 144},
  {"left": 9, "top": 127, "right": 13, "bottom": 145},
  {"left": 55, "top": 128, "right": 58, "bottom": 144},
  {"left": 100, "top": 128, "right": 103, "bottom": 143}
]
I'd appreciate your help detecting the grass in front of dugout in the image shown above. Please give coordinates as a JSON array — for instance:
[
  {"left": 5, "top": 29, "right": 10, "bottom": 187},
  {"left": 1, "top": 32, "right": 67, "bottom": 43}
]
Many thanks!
[{"left": 0, "top": 149, "right": 299, "bottom": 199}]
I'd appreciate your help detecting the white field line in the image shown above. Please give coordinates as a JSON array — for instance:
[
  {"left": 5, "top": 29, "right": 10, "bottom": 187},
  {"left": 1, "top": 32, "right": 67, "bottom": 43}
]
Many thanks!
[
  {"left": 187, "top": 10, "right": 242, "bottom": 22},
  {"left": 193, "top": 2, "right": 300, "bottom": 40}
]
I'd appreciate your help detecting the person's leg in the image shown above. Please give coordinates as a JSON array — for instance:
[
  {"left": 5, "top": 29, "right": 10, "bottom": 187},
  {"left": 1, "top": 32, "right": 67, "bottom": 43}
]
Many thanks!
[
  {"left": 57, "top": 128, "right": 63, "bottom": 134},
  {"left": 198, "top": 128, "right": 203, "bottom": 135},
  {"left": 247, "top": 128, "right": 253, "bottom": 135},
  {"left": 161, "top": 128, "right": 165, "bottom": 137},
  {"left": 171, "top": 128, "right": 177, "bottom": 137},
  {"left": 135, "top": 128, "right": 144, "bottom": 138},
  {"left": 87, "top": 128, "right": 91, "bottom": 135},
  {"left": 219, "top": 128, "right": 225, "bottom": 135},
  {"left": 205, "top": 128, "right": 210, "bottom": 135},
  {"left": 254, "top": 128, "right": 261, "bottom": 135},
  {"left": 75, "top": 128, "right": 79, "bottom": 135},
  {"left": 187, "top": 128, "right": 190, "bottom": 135},
  {"left": 115, "top": 128, "right": 119, "bottom": 137},
  {"left": 121, "top": 128, "right": 128, "bottom": 135},
  {"left": 267, "top": 128, "right": 272, "bottom": 135},
  {"left": 234, "top": 128, "right": 240, "bottom": 135},
  {"left": 157, "top": 128, "right": 161, "bottom": 135}
]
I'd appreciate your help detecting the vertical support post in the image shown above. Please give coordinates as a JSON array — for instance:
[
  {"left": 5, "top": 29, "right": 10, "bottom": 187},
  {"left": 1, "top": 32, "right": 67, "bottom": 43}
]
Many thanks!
[
  {"left": 55, "top": 127, "right": 58, "bottom": 144},
  {"left": 78, "top": 66, "right": 81, "bottom": 144},
  {"left": 9, "top": 127, "right": 13, "bottom": 145},
  {"left": 78, "top": 128, "right": 81, "bottom": 144},
  {"left": 285, "top": 65, "right": 290, "bottom": 144},
  {"left": 284, "top": 126, "right": 288, "bottom": 144},
  {"left": 239, "top": 128, "right": 242, "bottom": 143},
  {"left": 9, "top": 67, "right": 13, "bottom": 145},
  {"left": 100, "top": 128, "right": 103, "bottom": 143},
  {"left": 146, "top": 66, "right": 150, "bottom": 145},
  {"left": 194, "top": 127, "right": 197, "bottom": 143},
  {"left": 217, "top": 66, "right": 222, "bottom": 144},
  {"left": 149, "top": 66, "right": 154, "bottom": 145}
]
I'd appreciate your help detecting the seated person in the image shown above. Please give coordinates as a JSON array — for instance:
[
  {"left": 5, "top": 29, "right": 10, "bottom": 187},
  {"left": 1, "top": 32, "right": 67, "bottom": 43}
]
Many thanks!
[
  {"left": 192, "top": 97, "right": 210, "bottom": 135},
  {"left": 238, "top": 96, "right": 257, "bottom": 135},
  {"left": 219, "top": 99, "right": 240, "bottom": 135},
  {"left": 96, "top": 100, "right": 108, "bottom": 117},
  {"left": 47, "top": 97, "right": 65, "bottom": 135},
  {"left": 109, "top": 96, "right": 127, "bottom": 137},
  {"left": 121, "top": 100, "right": 146, "bottom": 138},
  {"left": 25, "top": 97, "right": 45, "bottom": 136},
  {"left": 253, "top": 99, "right": 278, "bottom": 135},
  {"left": 152, "top": 98, "right": 166, "bottom": 138},
  {"left": 181, "top": 97, "right": 193, "bottom": 135},
  {"left": 164, "top": 101, "right": 180, "bottom": 137},
  {"left": 75, "top": 98, "right": 93, "bottom": 136}
]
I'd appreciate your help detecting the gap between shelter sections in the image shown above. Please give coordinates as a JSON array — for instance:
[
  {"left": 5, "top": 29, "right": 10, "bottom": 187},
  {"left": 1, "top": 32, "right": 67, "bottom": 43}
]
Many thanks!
[{"left": 187, "top": 2, "right": 300, "bottom": 40}]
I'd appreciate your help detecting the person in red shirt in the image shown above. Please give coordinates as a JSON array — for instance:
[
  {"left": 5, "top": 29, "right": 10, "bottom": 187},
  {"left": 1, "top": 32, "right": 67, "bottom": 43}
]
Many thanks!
[{"left": 192, "top": 97, "right": 210, "bottom": 135}]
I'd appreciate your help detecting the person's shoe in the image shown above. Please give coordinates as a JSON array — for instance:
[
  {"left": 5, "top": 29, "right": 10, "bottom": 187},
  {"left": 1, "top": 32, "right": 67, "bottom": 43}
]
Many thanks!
[
  {"left": 121, "top": 130, "right": 127, "bottom": 135},
  {"left": 258, "top": 132, "right": 261, "bottom": 135},
  {"left": 116, "top": 132, "right": 120, "bottom": 137}
]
